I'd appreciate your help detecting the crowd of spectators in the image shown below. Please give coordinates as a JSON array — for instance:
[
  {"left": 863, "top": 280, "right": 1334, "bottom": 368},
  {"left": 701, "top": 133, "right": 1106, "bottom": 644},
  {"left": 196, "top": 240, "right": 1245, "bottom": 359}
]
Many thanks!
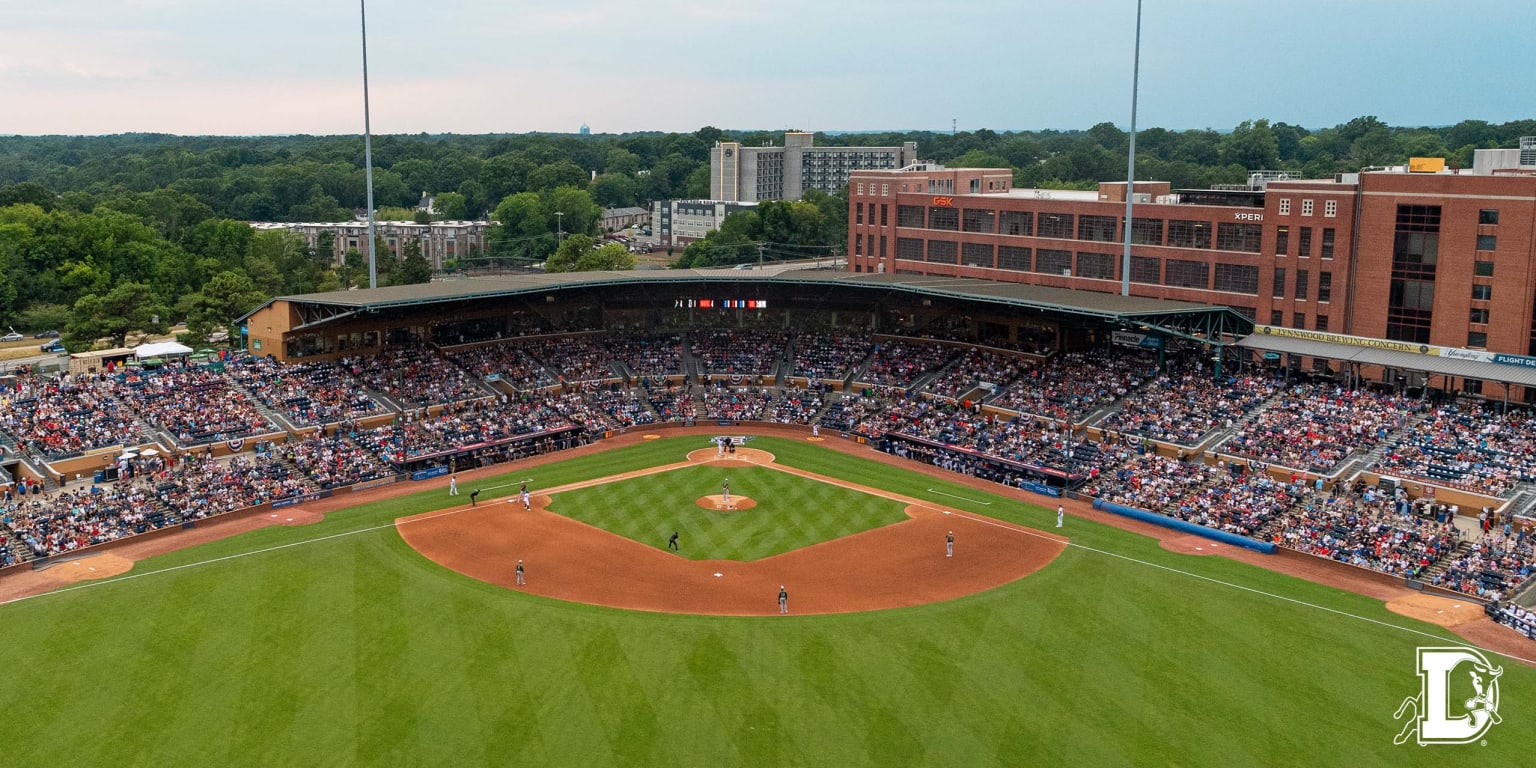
[
  {"left": 766, "top": 387, "right": 824, "bottom": 424},
  {"left": 1374, "top": 403, "right": 1536, "bottom": 497},
  {"left": 789, "top": 333, "right": 871, "bottom": 381},
  {"left": 645, "top": 385, "right": 696, "bottom": 422},
  {"left": 821, "top": 389, "right": 895, "bottom": 433},
  {"left": 1083, "top": 450, "right": 1300, "bottom": 536},
  {"left": 356, "top": 398, "right": 572, "bottom": 465},
  {"left": 517, "top": 336, "right": 618, "bottom": 383},
  {"left": 0, "top": 374, "right": 142, "bottom": 458},
  {"left": 1492, "top": 602, "right": 1536, "bottom": 641},
  {"left": 925, "top": 349, "right": 1031, "bottom": 400},
  {"left": 1271, "top": 493, "right": 1457, "bottom": 578},
  {"left": 857, "top": 341, "right": 954, "bottom": 388},
  {"left": 110, "top": 365, "right": 276, "bottom": 444},
  {"left": 607, "top": 335, "right": 684, "bottom": 379},
  {"left": 342, "top": 347, "right": 488, "bottom": 406},
  {"left": 448, "top": 340, "right": 556, "bottom": 392},
  {"left": 690, "top": 331, "right": 785, "bottom": 376},
  {"left": 990, "top": 349, "right": 1156, "bottom": 422},
  {"left": 227, "top": 356, "right": 384, "bottom": 427},
  {"left": 1224, "top": 385, "right": 1421, "bottom": 474},
  {"left": 702, "top": 388, "right": 770, "bottom": 421},
  {"left": 282, "top": 433, "right": 395, "bottom": 489},
  {"left": 1433, "top": 533, "right": 1534, "bottom": 599},
  {"left": 546, "top": 387, "right": 654, "bottom": 431},
  {"left": 1097, "top": 370, "right": 1280, "bottom": 446}
]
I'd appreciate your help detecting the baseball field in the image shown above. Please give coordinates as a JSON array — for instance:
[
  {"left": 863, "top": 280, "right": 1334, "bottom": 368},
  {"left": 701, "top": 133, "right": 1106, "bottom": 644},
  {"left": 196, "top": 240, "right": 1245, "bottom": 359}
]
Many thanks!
[{"left": 0, "top": 434, "right": 1529, "bottom": 766}]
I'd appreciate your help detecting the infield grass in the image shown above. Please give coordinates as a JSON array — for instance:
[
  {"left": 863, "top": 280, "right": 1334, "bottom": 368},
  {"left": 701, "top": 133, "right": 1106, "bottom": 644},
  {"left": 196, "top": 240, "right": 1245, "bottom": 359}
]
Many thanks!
[
  {"left": 0, "top": 435, "right": 1531, "bottom": 767},
  {"left": 546, "top": 464, "right": 908, "bottom": 560}
]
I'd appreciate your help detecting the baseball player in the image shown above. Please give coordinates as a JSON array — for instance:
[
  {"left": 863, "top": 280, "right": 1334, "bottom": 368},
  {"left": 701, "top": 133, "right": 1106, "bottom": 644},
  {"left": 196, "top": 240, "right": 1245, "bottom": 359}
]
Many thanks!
[
  {"left": 667, "top": 531, "right": 680, "bottom": 551},
  {"left": 778, "top": 585, "right": 788, "bottom": 614},
  {"left": 521, "top": 488, "right": 531, "bottom": 510},
  {"left": 448, "top": 474, "right": 458, "bottom": 496},
  {"left": 470, "top": 488, "right": 481, "bottom": 507},
  {"left": 946, "top": 530, "right": 954, "bottom": 558},
  {"left": 515, "top": 560, "right": 525, "bottom": 586},
  {"left": 722, "top": 479, "right": 731, "bottom": 505},
  {"left": 716, "top": 438, "right": 724, "bottom": 458},
  {"left": 1057, "top": 505, "right": 1064, "bottom": 528}
]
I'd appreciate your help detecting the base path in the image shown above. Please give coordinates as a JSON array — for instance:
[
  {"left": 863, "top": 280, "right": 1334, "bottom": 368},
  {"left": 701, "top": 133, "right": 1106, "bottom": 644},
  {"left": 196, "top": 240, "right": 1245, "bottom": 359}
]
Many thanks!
[{"left": 397, "top": 445, "right": 1066, "bottom": 616}]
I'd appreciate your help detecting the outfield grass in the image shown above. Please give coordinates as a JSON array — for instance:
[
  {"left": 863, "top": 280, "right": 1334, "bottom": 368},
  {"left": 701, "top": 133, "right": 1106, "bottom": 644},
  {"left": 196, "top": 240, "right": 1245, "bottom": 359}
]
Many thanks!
[
  {"left": 546, "top": 464, "right": 908, "bottom": 560},
  {"left": 0, "top": 435, "right": 1529, "bottom": 767}
]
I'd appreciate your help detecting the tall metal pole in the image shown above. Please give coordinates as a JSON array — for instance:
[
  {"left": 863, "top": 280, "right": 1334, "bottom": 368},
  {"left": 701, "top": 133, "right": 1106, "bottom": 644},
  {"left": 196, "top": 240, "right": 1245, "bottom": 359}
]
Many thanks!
[
  {"left": 1119, "top": 0, "right": 1143, "bottom": 297},
  {"left": 361, "top": 0, "right": 378, "bottom": 289}
]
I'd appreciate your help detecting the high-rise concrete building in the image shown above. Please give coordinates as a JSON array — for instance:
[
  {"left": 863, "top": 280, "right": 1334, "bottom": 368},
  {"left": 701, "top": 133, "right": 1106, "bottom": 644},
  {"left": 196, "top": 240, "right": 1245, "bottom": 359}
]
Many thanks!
[{"left": 710, "top": 131, "right": 918, "bottom": 202}]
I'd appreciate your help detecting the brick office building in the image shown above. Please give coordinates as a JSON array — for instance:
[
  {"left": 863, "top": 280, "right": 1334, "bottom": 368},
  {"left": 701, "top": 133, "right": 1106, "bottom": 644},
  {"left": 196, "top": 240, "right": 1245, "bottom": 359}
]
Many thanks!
[{"left": 847, "top": 152, "right": 1536, "bottom": 397}]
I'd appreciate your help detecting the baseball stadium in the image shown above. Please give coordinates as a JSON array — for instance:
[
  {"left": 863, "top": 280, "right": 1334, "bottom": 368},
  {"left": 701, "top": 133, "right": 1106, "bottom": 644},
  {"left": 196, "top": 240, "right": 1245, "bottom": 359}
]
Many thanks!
[{"left": 0, "top": 269, "right": 1531, "bottom": 765}]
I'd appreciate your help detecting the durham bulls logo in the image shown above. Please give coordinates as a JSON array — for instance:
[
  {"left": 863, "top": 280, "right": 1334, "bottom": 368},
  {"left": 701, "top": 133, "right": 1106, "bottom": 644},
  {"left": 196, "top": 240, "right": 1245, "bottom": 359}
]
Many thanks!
[{"left": 1393, "top": 647, "right": 1502, "bottom": 746}]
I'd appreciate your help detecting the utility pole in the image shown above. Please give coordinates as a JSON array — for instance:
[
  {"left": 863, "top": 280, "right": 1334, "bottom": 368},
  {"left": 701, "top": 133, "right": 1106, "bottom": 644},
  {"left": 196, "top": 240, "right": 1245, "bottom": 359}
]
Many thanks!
[
  {"left": 360, "top": 0, "right": 377, "bottom": 289},
  {"left": 555, "top": 211, "right": 565, "bottom": 247},
  {"left": 1119, "top": 0, "right": 1143, "bottom": 297},
  {"left": 756, "top": 242, "right": 765, "bottom": 271}
]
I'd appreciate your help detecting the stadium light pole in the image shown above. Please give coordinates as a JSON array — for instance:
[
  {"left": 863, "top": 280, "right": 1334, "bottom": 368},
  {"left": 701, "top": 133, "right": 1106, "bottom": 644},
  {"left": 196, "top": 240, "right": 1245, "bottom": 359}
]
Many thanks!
[
  {"left": 361, "top": 0, "right": 378, "bottom": 289},
  {"left": 1119, "top": 0, "right": 1143, "bottom": 297}
]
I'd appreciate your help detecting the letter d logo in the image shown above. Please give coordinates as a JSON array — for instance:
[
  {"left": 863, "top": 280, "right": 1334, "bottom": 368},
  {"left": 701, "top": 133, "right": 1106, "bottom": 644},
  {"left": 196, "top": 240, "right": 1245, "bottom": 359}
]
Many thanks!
[{"left": 1395, "top": 647, "right": 1503, "bottom": 746}]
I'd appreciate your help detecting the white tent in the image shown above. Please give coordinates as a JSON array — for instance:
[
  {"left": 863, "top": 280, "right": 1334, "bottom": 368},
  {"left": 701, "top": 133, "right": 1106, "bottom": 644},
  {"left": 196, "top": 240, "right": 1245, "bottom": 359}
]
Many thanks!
[{"left": 133, "top": 341, "right": 194, "bottom": 359}]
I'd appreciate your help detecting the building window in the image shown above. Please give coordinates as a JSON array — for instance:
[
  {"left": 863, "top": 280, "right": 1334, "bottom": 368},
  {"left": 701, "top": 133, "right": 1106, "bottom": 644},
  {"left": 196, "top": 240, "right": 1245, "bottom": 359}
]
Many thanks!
[
  {"left": 1472, "top": 284, "right": 1492, "bottom": 301},
  {"left": 1036, "top": 249, "right": 1073, "bottom": 275},
  {"left": 1301, "top": 199, "right": 1314, "bottom": 216},
  {"left": 1320, "top": 228, "right": 1335, "bottom": 259},
  {"left": 1318, "top": 272, "right": 1332, "bottom": 302},
  {"left": 1295, "top": 269, "right": 1309, "bottom": 300},
  {"left": 998, "top": 246, "right": 1031, "bottom": 271},
  {"left": 1076, "top": 252, "right": 1117, "bottom": 280},
  {"left": 1463, "top": 379, "right": 1483, "bottom": 395},
  {"left": 1479, "top": 208, "right": 1499, "bottom": 225},
  {"left": 1474, "top": 260, "right": 1494, "bottom": 277},
  {"left": 1130, "top": 218, "right": 1164, "bottom": 245},
  {"left": 1131, "top": 256, "right": 1162, "bottom": 285},
  {"left": 1078, "top": 215, "right": 1117, "bottom": 242},
  {"left": 1215, "top": 223, "right": 1262, "bottom": 253},
  {"left": 1470, "top": 308, "right": 1490, "bottom": 324},
  {"left": 1298, "top": 227, "right": 1312, "bottom": 257},
  {"left": 1213, "top": 263, "right": 1258, "bottom": 294},
  {"left": 1272, "top": 267, "right": 1286, "bottom": 298},
  {"left": 1316, "top": 315, "right": 1329, "bottom": 331},
  {"left": 962, "top": 209, "right": 996, "bottom": 233},
  {"left": 854, "top": 234, "right": 863, "bottom": 256},
  {"left": 962, "top": 242, "right": 994, "bottom": 268},
  {"left": 897, "top": 205, "right": 925, "bottom": 228},
  {"left": 1476, "top": 234, "right": 1497, "bottom": 251},
  {"left": 999, "top": 210, "right": 1033, "bottom": 236},
  {"left": 1468, "top": 331, "right": 1488, "bottom": 348},
  {"left": 879, "top": 235, "right": 887, "bottom": 258},
  {"left": 1294, "top": 312, "right": 1306, "bottom": 328},
  {"left": 1166, "top": 220, "right": 1212, "bottom": 249},
  {"left": 927, "top": 240, "right": 959, "bottom": 264},
  {"left": 1164, "top": 259, "right": 1210, "bottom": 289},
  {"left": 1386, "top": 204, "right": 1441, "bottom": 343},
  {"left": 928, "top": 207, "right": 959, "bottom": 231},
  {"left": 856, "top": 204, "right": 864, "bottom": 225},
  {"left": 896, "top": 237, "right": 924, "bottom": 261},
  {"left": 1037, "top": 213, "right": 1074, "bottom": 239},
  {"left": 1278, "top": 199, "right": 1291, "bottom": 215},
  {"left": 1270, "top": 310, "right": 1284, "bottom": 326},
  {"left": 881, "top": 205, "right": 889, "bottom": 226},
  {"left": 1275, "top": 225, "right": 1290, "bottom": 256},
  {"left": 1324, "top": 200, "right": 1338, "bottom": 218}
]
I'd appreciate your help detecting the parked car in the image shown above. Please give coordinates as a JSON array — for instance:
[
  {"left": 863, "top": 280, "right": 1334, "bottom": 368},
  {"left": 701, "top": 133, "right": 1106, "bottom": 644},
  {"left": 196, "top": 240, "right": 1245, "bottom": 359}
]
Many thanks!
[
  {"left": 2, "top": 331, "right": 23, "bottom": 342},
  {"left": 33, "top": 330, "right": 60, "bottom": 338}
]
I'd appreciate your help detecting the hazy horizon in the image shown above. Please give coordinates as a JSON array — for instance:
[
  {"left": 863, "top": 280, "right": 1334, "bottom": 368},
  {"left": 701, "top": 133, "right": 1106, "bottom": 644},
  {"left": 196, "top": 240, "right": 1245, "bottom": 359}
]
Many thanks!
[{"left": 4, "top": 0, "right": 1533, "bottom": 136}]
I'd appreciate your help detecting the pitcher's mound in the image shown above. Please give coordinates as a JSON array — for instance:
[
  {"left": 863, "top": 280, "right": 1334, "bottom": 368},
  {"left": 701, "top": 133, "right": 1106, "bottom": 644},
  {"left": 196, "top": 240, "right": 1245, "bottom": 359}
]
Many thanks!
[{"left": 696, "top": 494, "right": 756, "bottom": 511}]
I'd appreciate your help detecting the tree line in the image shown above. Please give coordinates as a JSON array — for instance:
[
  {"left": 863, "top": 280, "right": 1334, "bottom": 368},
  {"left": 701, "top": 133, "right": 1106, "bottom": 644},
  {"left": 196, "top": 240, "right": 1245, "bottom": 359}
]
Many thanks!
[{"left": 1, "top": 116, "right": 1530, "bottom": 347}]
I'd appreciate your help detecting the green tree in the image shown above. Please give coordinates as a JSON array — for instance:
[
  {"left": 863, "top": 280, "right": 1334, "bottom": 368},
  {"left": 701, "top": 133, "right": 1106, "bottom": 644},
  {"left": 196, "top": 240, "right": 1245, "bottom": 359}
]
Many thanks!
[
  {"left": 67, "top": 281, "right": 170, "bottom": 349},
  {"left": 1220, "top": 120, "right": 1280, "bottom": 170},
  {"left": 542, "top": 186, "right": 602, "bottom": 237},
  {"left": 389, "top": 238, "right": 433, "bottom": 285},
  {"left": 590, "top": 174, "right": 638, "bottom": 209},
  {"left": 433, "top": 191, "right": 468, "bottom": 220},
  {"left": 528, "top": 161, "right": 589, "bottom": 193},
  {"left": 184, "top": 271, "right": 267, "bottom": 345}
]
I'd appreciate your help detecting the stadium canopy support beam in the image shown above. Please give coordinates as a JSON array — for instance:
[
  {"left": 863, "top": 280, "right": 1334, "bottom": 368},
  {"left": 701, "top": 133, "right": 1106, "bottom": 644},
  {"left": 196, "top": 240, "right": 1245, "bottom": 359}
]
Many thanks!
[
  {"left": 292, "top": 304, "right": 361, "bottom": 331},
  {"left": 1119, "top": 306, "right": 1252, "bottom": 348}
]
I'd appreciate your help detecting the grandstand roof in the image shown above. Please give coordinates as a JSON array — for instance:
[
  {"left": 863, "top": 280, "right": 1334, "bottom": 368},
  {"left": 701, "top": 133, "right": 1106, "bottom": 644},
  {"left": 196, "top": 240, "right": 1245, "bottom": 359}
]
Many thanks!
[
  {"left": 244, "top": 270, "right": 1246, "bottom": 332},
  {"left": 1236, "top": 333, "right": 1536, "bottom": 388}
]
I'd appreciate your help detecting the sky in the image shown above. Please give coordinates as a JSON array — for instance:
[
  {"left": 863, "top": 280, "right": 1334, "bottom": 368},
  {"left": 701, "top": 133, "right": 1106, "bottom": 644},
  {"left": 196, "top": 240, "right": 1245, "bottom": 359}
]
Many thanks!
[{"left": 1, "top": 0, "right": 1532, "bottom": 136}]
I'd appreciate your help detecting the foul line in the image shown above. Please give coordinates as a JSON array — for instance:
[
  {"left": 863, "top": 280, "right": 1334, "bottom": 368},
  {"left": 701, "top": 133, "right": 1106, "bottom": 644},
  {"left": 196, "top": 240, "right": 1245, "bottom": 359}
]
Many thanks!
[
  {"left": 926, "top": 489, "right": 992, "bottom": 506},
  {"left": 942, "top": 508, "right": 1536, "bottom": 668},
  {"left": 4, "top": 465, "right": 1533, "bottom": 669}
]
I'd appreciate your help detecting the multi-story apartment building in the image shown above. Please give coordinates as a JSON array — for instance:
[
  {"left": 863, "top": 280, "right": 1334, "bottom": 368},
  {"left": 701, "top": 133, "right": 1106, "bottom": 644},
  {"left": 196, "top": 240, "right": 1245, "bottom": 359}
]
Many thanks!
[
  {"left": 711, "top": 131, "right": 919, "bottom": 202},
  {"left": 650, "top": 199, "right": 758, "bottom": 249},
  {"left": 249, "top": 220, "right": 493, "bottom": 270},
  {"left": 848, "top": 144, "right": 1536, "bottom": 397}
]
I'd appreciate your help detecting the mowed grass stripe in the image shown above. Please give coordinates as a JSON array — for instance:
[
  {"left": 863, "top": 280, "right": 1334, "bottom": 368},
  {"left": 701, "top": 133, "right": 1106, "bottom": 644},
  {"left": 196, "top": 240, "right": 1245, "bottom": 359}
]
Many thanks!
[
  {"left": 547, "top": 464, "right": 908, "bottom": 561},
  {"left": 0, "top": 436, "right": 1530, "bottom": 767}
]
